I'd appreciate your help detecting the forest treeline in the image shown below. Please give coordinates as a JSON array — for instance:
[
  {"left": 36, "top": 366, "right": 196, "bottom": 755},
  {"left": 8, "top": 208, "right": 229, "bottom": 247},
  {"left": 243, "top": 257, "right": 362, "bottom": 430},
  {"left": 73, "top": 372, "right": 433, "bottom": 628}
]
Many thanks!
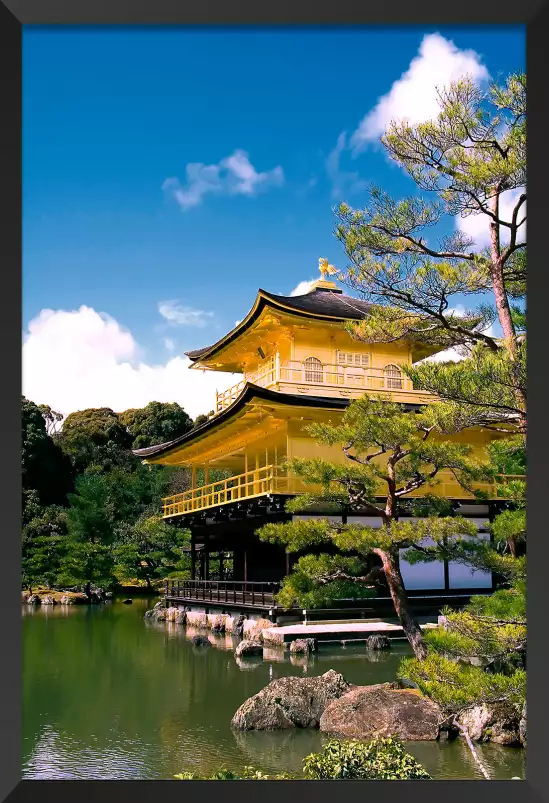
[{"left": 22, "top": 398, "right": 214, "bottom": 591}]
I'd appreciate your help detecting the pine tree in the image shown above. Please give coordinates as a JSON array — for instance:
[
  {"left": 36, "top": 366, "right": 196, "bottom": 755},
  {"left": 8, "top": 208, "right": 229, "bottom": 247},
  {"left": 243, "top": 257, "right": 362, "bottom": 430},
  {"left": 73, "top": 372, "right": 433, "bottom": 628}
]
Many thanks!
[{"left": 259, "top": 395, "right": 487, "bottom": 660}]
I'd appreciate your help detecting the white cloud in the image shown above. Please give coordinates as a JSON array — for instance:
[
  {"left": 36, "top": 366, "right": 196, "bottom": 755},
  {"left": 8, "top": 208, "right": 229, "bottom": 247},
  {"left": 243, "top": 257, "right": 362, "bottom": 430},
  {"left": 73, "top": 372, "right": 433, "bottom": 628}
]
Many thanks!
[
  {"left": 457, "top": 187, "right": 526, "bottom": 250},
  {"left": 158, "top": 300, "right": 213, "bottom": 328},
  {"left": 22, "top": 306, "right": 239, "bottom": 420},
  {"left": 290, "top": 279, "right": 316, "bottom": 296},
  {"left": 163, "top": 149, "right": 284, "bottom": 210},
  {"left": 326, "top": 132, "right": 368, "bottom": 199},
  {"left": 421, "top": 305, "right": 498, "bottom": 364},
  {"left": 351, "top": 33, "right": 489, "bottom": 151},
  {"left": 164, "top": 338, "right": 176, "bottom": 352}
]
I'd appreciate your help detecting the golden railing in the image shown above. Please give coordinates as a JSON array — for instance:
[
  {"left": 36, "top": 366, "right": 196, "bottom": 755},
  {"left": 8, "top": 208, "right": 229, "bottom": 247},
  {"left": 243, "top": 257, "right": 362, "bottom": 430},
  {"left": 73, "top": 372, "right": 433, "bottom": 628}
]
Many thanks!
[
  {"left": 214, "top": 359, "right": 419, "bottom": 413},
  {"left": 162, "top": 466, "right": 525, "bottom": 519},
  {"left": 163, "top": 464, "right": 286, "bottom": 518},
  {"left": 279, "top": 361, "right": 414, "bottom": 391}
]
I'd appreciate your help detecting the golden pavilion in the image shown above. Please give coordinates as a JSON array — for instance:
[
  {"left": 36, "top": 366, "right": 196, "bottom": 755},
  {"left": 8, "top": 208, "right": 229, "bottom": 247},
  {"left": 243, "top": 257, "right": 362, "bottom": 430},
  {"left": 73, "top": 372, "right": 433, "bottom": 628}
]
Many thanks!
[{"left": 134, "top": 261, "right": 509, "bottom": 598}]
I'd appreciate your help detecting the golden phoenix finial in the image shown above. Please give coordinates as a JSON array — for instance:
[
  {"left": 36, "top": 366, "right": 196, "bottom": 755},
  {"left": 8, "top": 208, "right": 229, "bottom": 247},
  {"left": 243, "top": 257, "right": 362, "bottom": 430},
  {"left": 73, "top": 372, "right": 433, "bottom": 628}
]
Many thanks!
[{"left": 318, "top": 257, "right": 338, "bottom": 280}]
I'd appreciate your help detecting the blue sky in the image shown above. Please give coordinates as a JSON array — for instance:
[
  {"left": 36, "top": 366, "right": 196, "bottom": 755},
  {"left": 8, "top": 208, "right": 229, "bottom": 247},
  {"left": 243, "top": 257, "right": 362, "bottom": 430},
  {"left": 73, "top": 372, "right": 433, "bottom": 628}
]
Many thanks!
[{"left": 22, "top": 26, "right": 525, "bottom": 417}]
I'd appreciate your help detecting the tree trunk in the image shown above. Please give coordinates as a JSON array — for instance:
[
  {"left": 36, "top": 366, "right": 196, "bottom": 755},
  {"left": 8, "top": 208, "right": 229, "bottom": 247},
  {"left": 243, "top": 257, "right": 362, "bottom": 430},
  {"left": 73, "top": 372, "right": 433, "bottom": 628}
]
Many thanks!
[
  {"left": 488, "top": 191, "right": 517, "bottom": 355},
  {"left": 488, "top": 190, "right": 527, "bottom": 431},
  {"left": 374, "top": 547, "right": 428, "bottom": 660}
]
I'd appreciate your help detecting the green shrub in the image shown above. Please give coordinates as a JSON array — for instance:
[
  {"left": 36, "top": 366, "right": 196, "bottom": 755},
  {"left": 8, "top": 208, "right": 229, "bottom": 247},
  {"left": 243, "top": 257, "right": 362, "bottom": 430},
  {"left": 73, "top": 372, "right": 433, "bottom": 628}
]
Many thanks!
[
  {"left": 302, "top": 737, "right": 431, "bottom": 780},
  {"left": 174, "top": 766, "right": 292, "bottom": 780},
  {"left": 175, "top": 739, "right": 430, "bottom": 781}
]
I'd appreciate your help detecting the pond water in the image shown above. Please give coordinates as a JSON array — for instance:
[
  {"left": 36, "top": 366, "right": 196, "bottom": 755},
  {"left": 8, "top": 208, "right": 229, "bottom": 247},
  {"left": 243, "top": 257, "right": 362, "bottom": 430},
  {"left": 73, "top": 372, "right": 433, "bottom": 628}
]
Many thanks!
[{"left": 22, "top": 597, "right": 525, "bottom": 780}]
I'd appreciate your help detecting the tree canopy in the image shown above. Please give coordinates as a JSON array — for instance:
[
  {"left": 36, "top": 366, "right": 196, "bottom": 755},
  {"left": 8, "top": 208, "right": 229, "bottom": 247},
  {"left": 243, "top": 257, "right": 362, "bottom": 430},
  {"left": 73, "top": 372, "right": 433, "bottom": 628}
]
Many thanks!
[{"left": 119, "top": 401, "right": 193, "bottom": 449}]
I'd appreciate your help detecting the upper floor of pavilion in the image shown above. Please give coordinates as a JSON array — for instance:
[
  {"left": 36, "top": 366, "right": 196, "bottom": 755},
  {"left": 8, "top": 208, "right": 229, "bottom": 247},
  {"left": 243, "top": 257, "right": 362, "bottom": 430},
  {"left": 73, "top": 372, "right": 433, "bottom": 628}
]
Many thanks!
[{"left": 186, "top": 259, "right": 445, "bottom": 414}]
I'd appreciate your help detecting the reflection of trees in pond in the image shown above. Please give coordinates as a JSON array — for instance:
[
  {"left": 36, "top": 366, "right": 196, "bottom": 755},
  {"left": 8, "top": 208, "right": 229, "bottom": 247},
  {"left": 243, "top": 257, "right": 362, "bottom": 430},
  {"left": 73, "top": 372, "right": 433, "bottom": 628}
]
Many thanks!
[
  {"left": 405, "top": 738, "right": 525, "bottom": 781},
  {"left": 289, "top": 653, "right": 314, "bottom": 672},
  {"left": 235, "top": 656, "right": 263, "bottom": 671},
  {"left": 364, "top": 649, "right": 392, "bottom": 664},
  {"left": 232, "top": 727, "right": 325, "bottom": 775},
  {"left": 262, "top": 647, "right": 286, "bottom": 663}
]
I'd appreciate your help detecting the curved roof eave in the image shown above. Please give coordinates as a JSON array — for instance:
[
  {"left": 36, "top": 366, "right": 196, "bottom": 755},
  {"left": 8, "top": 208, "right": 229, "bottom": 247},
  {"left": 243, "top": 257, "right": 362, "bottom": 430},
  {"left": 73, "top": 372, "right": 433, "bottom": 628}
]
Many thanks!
[
  {"left": 133, "top": 382, "right": 428, "bottom": 461},
  {"left": 133, "top": 383, "right": 354, "bottom": 460},
  {"left": 184, "top": 287, "right": 372, "bottom": 363}
]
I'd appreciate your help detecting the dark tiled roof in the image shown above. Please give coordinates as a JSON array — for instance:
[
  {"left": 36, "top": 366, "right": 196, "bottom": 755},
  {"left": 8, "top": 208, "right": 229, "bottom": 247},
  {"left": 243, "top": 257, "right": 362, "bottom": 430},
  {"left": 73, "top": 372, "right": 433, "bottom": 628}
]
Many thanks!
[
  {"left": 185, "top": 344, "right": 212, "bottom": 359},
  {"left": 260, "top": 287, "right": 372, "bottom": 319},
  {"left": 184, "top": 288, "right": 371, "bottom": 360}
]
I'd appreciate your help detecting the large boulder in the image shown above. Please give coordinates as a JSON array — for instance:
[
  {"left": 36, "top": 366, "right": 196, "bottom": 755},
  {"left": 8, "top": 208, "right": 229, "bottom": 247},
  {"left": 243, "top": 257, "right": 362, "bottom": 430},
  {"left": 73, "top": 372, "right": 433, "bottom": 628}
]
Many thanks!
[
  {"left": 231, "top": 669, "right": 352, "bottom": 731},
  {"left": 320, "top": 683, "right": 442, "bottom": 741},
  {"left": 235, "top": 640, "right": 263, "bottom": 658},
  {"left": 289, "top": 638, "right": 317, "bottom": 655},
  {"left": 457, "top": 702, "right": 521, "bottom": 746}
]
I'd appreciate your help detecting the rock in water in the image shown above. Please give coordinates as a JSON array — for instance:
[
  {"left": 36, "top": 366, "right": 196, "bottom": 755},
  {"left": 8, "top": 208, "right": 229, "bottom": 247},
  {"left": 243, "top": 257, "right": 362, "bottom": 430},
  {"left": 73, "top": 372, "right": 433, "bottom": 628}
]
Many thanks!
[
  {"left": 122, "top": 599, "right": 133, "bottom": 605},
  {"left": 457, "top": 702, "right": 521, "bottom": 745},
  {"left": 59, "top": 595, "right": 74, "bottom": 605},
  {"left": 320, "top": 683, "right": 442, "bottom": 741},
  {"left": 235, "top": 640, "right": 263, "bottom": 658},
  {"left": 289, "top": 638, "right": 317, "bottom": 654},
  {"left": 40, "top": 595, "right": 57, "bottom": 605},
  {"left": 365, "top": 635, "right": 390, "bottom": 651},
  {"left": 164, "top": 606, "right": 186, "bottom": 623},
  {"left": 231, "top": 669, "right": 352, "bottom": 731},
  {"left": 191, "top": 635, "right": 211, "bottom": 647},
  {"left": 27, "top": 595, "right": 41, "bottom": 605},
  {"left": 519, "top": 702, "right": 526, "bottom": 747}
]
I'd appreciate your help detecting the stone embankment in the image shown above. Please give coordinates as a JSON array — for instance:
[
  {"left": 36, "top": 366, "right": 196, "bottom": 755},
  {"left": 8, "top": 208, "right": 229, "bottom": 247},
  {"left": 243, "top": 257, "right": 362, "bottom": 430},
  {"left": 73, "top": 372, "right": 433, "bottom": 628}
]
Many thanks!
[
  {"left": 22, "top": 590, "right": 90, "bottom": 605},
  {"left": 144, "top": 603, "right": 272, "bottom": 640}
]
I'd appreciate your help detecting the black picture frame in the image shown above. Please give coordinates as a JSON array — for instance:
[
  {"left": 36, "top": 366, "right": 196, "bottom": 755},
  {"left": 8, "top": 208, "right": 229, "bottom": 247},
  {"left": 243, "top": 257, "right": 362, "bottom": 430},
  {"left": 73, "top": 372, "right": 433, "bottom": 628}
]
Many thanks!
[{"left": 2, "top": 3, "right": 547, "bottom": 803}]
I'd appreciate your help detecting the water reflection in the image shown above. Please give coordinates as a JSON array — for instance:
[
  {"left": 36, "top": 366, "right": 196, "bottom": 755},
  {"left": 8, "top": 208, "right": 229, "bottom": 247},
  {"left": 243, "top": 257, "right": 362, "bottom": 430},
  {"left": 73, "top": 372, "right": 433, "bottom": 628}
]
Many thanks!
[{"left": 22, "top": 598, "right": 525, "bottom": 780}]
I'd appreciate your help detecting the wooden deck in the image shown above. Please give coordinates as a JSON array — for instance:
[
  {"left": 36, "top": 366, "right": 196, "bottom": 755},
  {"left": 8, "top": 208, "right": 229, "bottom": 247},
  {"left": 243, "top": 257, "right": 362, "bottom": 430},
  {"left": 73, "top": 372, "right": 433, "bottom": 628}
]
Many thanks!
[{"left": 163, "top": 579, "right": 489, "bottom": 620}]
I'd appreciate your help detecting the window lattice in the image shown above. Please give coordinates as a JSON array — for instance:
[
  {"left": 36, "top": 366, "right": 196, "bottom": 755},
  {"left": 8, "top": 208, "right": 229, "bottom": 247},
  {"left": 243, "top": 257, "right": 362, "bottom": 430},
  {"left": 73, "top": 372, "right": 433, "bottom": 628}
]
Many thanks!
[
  {"left": 337, "top": 351, "right": 370, "bottom": 367},
  {"left": 384, "top": 364, "right": 403, "bottom": 389},
  {"left": 304, "top": 356, "right": 323, "bottom": 383}
]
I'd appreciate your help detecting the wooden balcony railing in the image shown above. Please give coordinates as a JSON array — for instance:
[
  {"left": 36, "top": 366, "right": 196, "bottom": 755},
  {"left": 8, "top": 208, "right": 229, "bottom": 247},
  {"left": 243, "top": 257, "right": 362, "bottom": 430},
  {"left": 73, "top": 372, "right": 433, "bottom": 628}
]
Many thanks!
[
  {"left": 164, "top": 578, "right": 280, "bottom": 608},
  {"left": 215, "top": 359, "right": 418, "bottom": 412},
  {"left": 163, "top": 464, "right": 283, "bottom": 518}
]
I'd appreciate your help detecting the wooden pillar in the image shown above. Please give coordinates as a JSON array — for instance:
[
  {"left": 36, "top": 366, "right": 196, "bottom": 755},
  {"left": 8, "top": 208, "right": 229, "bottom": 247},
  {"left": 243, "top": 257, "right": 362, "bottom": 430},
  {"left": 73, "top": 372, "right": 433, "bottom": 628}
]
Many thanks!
[
  {"left": 244, "top": 550, "right": 248, "bottom": 586},
  {"left": 254, "top": 453, "right": 259, "bottom": 493},
  {"left": 191, "top": 532, "right": 196, "bottom": 580},
  {"left": 275, "top": 350, "right": 281, "bottom": 383},
  {"left": 191, "top": 466, "right": 197, "bottom": 490},
  {"left": 285, "top": 551, "right": 290, "bottom": 576},
  {"left": 442, "top": 534, "right": 450, "bottom": 591},
  {"left": 219, "top": 551, "right": 224, "bottom": 581},
  {"left": 204, "top": 466, "right": 210, "bottom": 485},
  {"left": 204, "top": 532, "right": 210, "bottom": 580}
]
